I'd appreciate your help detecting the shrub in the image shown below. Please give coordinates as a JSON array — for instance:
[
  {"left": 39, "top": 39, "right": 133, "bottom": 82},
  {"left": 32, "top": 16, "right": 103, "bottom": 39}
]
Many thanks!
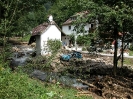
[
  {"left": 129, "top": 45, "right": 133, "bottom": 51},
  {"left": 25, "top": 55, "right": 49, "bottom": 71},
  {"left": 82, "top": 47, "right": 87, "bottom": 51},
  {"left": 20, "top": 34, "right": 31, "bottom": 42},
  {"left": 47, "top": 39, "right": 61, "bottom": 53}
]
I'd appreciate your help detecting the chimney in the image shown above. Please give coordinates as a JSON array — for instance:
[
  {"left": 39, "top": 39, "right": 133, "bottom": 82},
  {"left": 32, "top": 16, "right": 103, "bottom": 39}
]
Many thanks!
[{"left": 48, "top": 15, "right": 53, "bottom": 24}]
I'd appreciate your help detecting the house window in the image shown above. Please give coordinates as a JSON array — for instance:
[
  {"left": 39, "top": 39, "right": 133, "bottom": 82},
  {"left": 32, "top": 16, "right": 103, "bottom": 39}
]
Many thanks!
[{"left": 68, "top": 26, "right": 71, "bottom": 30}]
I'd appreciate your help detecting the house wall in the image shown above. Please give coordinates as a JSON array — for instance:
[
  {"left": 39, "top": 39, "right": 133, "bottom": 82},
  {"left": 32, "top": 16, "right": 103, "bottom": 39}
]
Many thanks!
[
  {"left": 62, "top": 25, "right": 75, "bottom": 35},
  {"left": 84, "top": 23, "right": 91, "bottom": 34},
  {"left": 40, "top": 25, "right": 61, "bottom": 55},
  {"left": 62, "top": 36, "right": 70, "bottom": 46},
  {"left": 62, "top": 23, "right": 91, "bottom": 36},
  {"left": 62, "top": 23, "right": 92, "bottom": 46}
]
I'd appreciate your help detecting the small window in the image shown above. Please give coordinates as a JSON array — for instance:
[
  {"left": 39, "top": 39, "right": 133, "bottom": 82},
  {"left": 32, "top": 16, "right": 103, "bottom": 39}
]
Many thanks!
[{"left": 68, "top": 26, "right": 71, "bottom": 30}]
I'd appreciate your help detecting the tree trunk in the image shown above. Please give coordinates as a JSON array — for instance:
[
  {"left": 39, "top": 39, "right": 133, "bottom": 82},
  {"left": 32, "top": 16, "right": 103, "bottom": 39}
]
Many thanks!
[
  {"left": 113, "top": 27, "right": 118, "bottom": 76},
  {"left": 121, "top": 33, "right": 124, "bottom": 67}
]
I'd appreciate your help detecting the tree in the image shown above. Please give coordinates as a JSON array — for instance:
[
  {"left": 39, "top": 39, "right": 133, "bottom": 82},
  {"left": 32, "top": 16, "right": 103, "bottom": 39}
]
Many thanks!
[
  {"left": 47, "top": 0, "right": 90, "bottom": 27},
  {"left": 0, "top": 0, "right": 52, "bottom": 64},
  {"left": 85, "top": 0, "right": 133, "bottom": 76},
  {"left": 48, "top": 0, "right": 133, "bottom": 76}
]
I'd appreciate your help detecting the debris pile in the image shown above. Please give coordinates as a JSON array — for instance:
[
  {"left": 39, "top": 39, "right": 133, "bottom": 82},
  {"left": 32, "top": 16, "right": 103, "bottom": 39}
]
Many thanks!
[{"left": 77, "top": 75, "right": 133, "bottom": 99}]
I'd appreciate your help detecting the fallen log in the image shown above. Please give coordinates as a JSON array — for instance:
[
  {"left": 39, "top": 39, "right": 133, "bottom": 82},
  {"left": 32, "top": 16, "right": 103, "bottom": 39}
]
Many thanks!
[{"left": 77, "top": 79, "right": 99, "bottom": 89}]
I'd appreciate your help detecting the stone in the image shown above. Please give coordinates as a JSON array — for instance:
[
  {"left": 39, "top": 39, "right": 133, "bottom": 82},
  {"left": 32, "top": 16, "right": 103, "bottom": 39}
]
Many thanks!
[{"left": 30, "top": 70, "right": 47, "bottom": 81}]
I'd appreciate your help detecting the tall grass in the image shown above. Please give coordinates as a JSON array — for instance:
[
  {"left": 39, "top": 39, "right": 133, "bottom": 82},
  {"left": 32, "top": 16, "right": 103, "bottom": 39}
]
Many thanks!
[{"left": 0, "top": 68, "right": 93, "bottom": 99}]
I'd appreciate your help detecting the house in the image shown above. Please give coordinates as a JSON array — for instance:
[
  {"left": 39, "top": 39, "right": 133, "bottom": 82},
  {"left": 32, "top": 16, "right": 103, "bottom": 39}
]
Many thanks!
[
  {"left": 28, "top": 15, "right": 66, "bottom": 55},
  {"left": 62, "top": 11, "right": 98, "bottom": 46}
]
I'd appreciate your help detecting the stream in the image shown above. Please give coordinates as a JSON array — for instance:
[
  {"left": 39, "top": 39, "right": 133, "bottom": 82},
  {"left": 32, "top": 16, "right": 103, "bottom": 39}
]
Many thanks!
[
  {"left": 11, "top": 45, "right": 34, "bottom": 66},
  {"left": 11, "top": 45, "right": 89, "bottom": 90}
]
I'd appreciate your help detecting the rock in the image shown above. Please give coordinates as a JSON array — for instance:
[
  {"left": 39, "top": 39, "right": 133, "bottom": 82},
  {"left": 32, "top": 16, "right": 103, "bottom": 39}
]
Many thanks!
[
  {"left": 72, "top": 83, "right": 89, "bottom": 90},
  {"left": 30, "top": 70, "right": 47, "bottom": 81},
  {"left": 12, "top": 46, "right": 20, "bottom": 52}
]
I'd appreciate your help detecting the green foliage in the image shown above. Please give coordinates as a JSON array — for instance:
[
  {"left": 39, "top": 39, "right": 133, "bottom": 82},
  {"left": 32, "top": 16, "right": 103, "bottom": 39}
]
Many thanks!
[
  {"left": 25, "top": 55, "right": 49, "bottom": 71},
  {"left": 82, "top": 47, "right": 87, "bottom": 51},
  {"left": 76, "top": 35, "right": 90, "bottom": 46},
  {"left": 76, "top": 30, "right": 99, "bottom": 46},
  {"left": 45, "top": 39, "right": 62, "bottom": 67},
  {"left": 0, "top": 68, "right": 92, "bottom": 99},
  {"left": 0, "top": 0, "right": 53, "bottom": 69},
  {"left": 26, "top": 39, "right": 61, "bottom": 70},
  {"left": 0, "top": 43, "right": 12, "bottom": 66},
  {"left": 0, "top": 69, "right": 47, "bottom": 99},
  {"left": 123, "top": 58, "right": 133, "bottom": 66},
  {"left": 44, "top": 82, "right": 93, "bottom": 99},
  {"left": 0, "top": 38, "right": 3, "bottom": 46},
  {"left": 129, "top": 45, "right": 133, "bottom": 51},
  {"left": 20, "top": 34, "right": 31, "bottom": 42},
  {"left": 0, "top": 0, "right": 51, "bottom": 38},
  {"left": 25, "top": 39, "right": 62, "bottom": 71},
  {"left": 48, "top": 0, "right": 90, "bottom": 26},
  {"left": 129, "top": 50, "right": 133, "bottom": 56},
  {"left": 69, "top": 34, "right": 75, "bottom": 45},
  {"left": 47, "top": 39, "right": 61, "bottom": 53}
]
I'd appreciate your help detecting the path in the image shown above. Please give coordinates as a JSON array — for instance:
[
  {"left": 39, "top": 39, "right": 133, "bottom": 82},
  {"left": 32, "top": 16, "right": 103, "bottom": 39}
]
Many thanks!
[
  {"left": 81, "top": 51, "right": 133, "bottom": 58},
  {"left": 65, "top": 46, "right": 133, "bottom": 58}
]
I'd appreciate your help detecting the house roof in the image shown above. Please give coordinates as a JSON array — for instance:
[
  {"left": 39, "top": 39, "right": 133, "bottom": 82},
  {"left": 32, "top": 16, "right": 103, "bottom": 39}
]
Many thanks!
[
  {"left": 31, "top": 21, "right": 66, "bottom": 36},
  {"left": 28, "top": 21, "right": 66, "bottom": 45},
  {"left": 62, "top": 11, "right": 90, "bottom": 25},
  {"left": 31, "top": 22, "right": 49, "bottom": 36}
]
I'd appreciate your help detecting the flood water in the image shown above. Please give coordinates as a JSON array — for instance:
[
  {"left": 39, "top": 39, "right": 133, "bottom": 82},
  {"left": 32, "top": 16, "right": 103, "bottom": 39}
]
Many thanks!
[
  {"left": 11, "top": 45, "right": 35, "bottom": 66},
  {"left": 11, "top": 45, "right": 89, "bottom": 89}
]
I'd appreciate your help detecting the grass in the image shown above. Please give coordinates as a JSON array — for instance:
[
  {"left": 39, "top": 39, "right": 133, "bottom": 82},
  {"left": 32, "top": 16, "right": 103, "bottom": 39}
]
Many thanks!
[
  {"left": 0, "top": 68, "right": 93, "bottom": 99},
  {"left": 118, "top": 58, "right": 133, "bottom": 66},
  {"left": 44, "top": 82, "right": 93, "bottom": 99},
  {"left": 121, "top": 58, "right": 133, "bottom": 66},
  {"left": 20, "top": 34, "right": 31, "bottom": 42},
  {"left": 120, "top": 50, "right": 133, "bottom": 66},
  {"left": 129, "top": 50, "right": 133, "bottom": 56}
]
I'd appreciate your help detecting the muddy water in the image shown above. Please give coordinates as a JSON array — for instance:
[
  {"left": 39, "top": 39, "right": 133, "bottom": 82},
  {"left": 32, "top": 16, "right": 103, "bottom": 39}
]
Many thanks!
[
  {"left": 11, "top": 45, "right": 89, "bottom": 89},
  {"left": 30, "top": 69, "right": 88, "bottom": 89}
]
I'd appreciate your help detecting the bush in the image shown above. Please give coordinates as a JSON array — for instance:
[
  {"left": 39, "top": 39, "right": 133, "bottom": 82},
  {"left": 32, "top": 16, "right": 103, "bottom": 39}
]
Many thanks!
[
  {"left": 0, "top": 38, "right": 3, "bottom": 46},
  {"left": 20, "top": 34, "right": 31, "bottom": 42},
  {"left": 76, "top": 35, "right": 91, "bottom": 46},
  {"left": 25, "top": 55, "right": 49, "bottom": 71},
  {"left": 47, "top": 39, "right": 61, "bottom": 53},
  {"left": 129, "top": 45, "right": 133, "bottom": 51},
  {"left": 82, "top": 47, "right": 87, "bottom": 51}
]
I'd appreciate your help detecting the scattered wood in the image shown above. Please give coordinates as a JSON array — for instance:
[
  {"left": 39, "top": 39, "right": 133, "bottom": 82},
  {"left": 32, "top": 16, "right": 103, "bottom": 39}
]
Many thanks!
[
  {"left": 49, "top": 49, "right": 133, "bottom": 99},
  {"left": 77, "top": 75, "right": 133, "bottom": 99},
  {"left": 77, "top": 79, "right": 99, "bottom": 89}
]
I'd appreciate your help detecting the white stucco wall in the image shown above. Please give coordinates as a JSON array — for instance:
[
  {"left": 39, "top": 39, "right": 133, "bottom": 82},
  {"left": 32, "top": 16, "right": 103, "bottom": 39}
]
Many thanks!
[
  {"left": 61, "top": 36, "right": 70, "bottom": 46},
  {"left": 40, "top": 25, "right": 61, "bottom": 55},
  {"left": 61, "top": 23, "right": 91, "bottom": 46},
  {"left": 62, "top": 25, "right": 75, "bottom": 35},
  {"left": 62, "top": 23, "right": 91, "bottom": 36},
  {"left": 84, "top": 23, "right": 91, "bottom": 32}
]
